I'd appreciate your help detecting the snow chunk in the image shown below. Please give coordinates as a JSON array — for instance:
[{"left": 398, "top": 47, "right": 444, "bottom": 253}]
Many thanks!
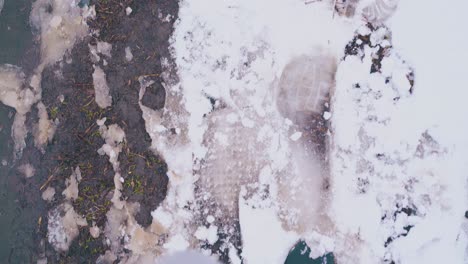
[
  {"left": 89, "top": 222, "right": 101, "bottom": 238},
  {"left": 125, "top": 46, "right": 133, "bottom": 62},
  {"left": 42, "top": 186, "right": 56, "bottom": 202},
  {"left": 163, "top": 234, "right": 190, "bottom": 253},
  {"left": 195, "top": 225, "right": 218, "bottom": 245},
  {"left": 18, "top": 163, "right": 35, "bottom": 178},
  {"left": 62, "top": 166, "right": 82, "bottom": 201},
  {"left": 92, "top": 65, "right": 112, "bottom": 108},
  {"left": 323, "top": 111, "right": 331, "bottom": 120},
  {"left": 289, "top": 131, "right": 302, "bottom": 141},
  {"left": 30, "top": 0, "right": 91, "bottom": 70},
  {"left": 34, "top": 102, "right": 57, "bottom": 150},
  {"left": 125, "top": 7, "right": 132, "bottom": 16},
  {"left": 47, "top": 202, "right": 87, "bottom": 252},
  {"left": 0, "top": 65, "right": 35, "bottom": 156},
  {"left": 97, "top": 41, "right": 112, "bottom": 58},
  {"left": 97, "top": 120, "right": 126, "bottom": 209},
  {"left": 206, "top": 215, "right": 215, "bottom": 224}
]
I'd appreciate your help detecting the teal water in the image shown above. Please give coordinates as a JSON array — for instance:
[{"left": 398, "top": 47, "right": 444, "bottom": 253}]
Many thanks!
[{"left": 285, "top": 241, "right": 334, "bottom": 264}]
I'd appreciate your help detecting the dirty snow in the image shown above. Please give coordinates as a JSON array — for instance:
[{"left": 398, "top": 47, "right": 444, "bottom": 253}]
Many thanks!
[
  {"left": 92, "top": 66, "right": 112, "bottom": 108},
  {"left": 125, "top": 46, "right": 134, "bottom": 62},
  {"left": 62, "top": 166, "right": 82, "bottom": 201},
  {"left": 47, "top": 202, "right": 87, "bottom": 252},
  {"left": 42, "top": 186, "right": 56, "bottom": 202},
  {"left": 18, "top": 163, "right": 35, "bottom": 178}
]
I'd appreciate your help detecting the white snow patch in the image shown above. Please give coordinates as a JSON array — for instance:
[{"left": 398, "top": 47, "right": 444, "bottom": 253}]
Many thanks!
[{"left": 163, "top": 234, "right": 190, "bottom": 253}]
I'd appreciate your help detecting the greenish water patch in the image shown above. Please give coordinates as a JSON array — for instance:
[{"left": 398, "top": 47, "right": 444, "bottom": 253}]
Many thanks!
[
  {"left": 285, "top": 241, "right": 334, "bottom": 264},
  {"left": 0, "top": 0, "right": 34, "bottom": 65}
]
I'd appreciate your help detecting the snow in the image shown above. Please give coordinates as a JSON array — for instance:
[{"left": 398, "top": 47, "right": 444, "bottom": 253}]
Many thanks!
[
  {"left": 47, "top": 202, "right": 87, "bottom": 252},
  {"left": 125, "top": 46, "right": 134, "bottom": 62},
  {"left": 126, "top": 7, "right": 133, "bottom": 16},
  {"left": 18, "top": 163, "right": 35, "bottom": 178},
  {"left": 42, "top": 187, "right": 56, "bottom": 202},
  {"left": 34, "top": 102, "right": 57, "bottom": 150},
  {"left": 15, "top": 0, "right": 464, "bottom": 262},
  {"left": 290, "top": 131, "right": 302, "bottom": 141},
  {"left": 156, "top": 0, "right": 359, "bottom": 261},
  {"left": 327, "top": 0, "right": 468, "bottom": 263},
  {"left": 97, "top": 118, "right": 126, "bottom": 209},
  {"left": 163, "top": 234, "right": 190, "bottom": 253},
  {"left": 239, "top": 195, "right": 298, "bottom": 264},
  {"left": 0, "top": 65, "right": 35, "bottom": 157},
  {"left": 89, "top": 222, "right": 101, "bottom": 238},
  {"left": 194, "top": 225, "right": 218, "bottom": 245},
  {"left": 92, "top": 65, "right": 112, "bottom": 108},
  {"left": 62, "top": 167, "right": 82, "bottom": 201}
]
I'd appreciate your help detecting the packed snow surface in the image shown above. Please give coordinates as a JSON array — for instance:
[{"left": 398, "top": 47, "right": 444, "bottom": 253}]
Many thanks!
[{"left": 140, "top": 0, "right": 468, "bottom": 263}]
